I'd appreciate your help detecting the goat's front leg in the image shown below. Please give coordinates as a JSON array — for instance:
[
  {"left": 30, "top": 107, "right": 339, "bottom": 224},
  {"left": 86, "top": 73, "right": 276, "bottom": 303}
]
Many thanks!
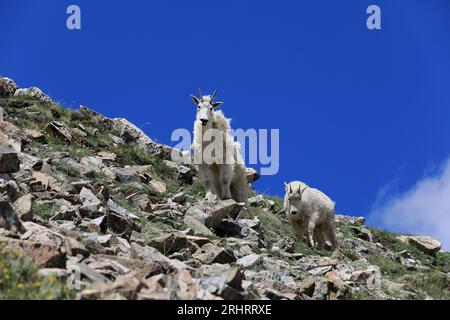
[
  {"left": 219, "top": 164, "right": 233, "bottom": 200},
  {"left": 199, "top": 165, "right": 219, "bottom": 201},
  {"left": 307, "top": 212, "right": 320, "bottom": 248},
  {"left": 291, "top": 219, "right": 307, "bottom": 243}
]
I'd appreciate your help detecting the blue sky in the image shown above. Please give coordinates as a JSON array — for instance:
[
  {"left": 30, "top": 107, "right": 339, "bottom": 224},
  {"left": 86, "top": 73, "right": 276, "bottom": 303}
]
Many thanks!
[{"left": 1, "top": 1, "right": 449, "bottom": 247}]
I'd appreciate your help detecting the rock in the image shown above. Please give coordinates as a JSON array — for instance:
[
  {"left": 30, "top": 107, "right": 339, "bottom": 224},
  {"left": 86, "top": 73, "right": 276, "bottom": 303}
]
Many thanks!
[
  {"left": 185, "top": 200, "right": 242, "bottom": 229},
  {"left": 79, "top": 187, "right": 102, "bottom": 217},
  {"left": 130, "top": 242, "right": 191, "bottom": 273},
  {"left": 273, "top": 236, "right": 295, "bottom": 254},
  {"left": 14, "top": 87, "right": 52, "bottom": 102},
  {"left": 164, "top": 160, "right": 193, "bottom": 184},
  {"left": 97, "top": 151, "right": 117, "bottom": 162},
  {"left": 69, "top": 262, "right": 111, "bottom": 284},
  {"left": 193, "top": 243, "right": 236, "bottom": 264},
  {"left": 184, "top": 215, "right": 214, "bottom": 237},
  {"left": 349, "top": 226, "right": 373, "bottom": 242},
  {"left": 197, "top": 267, "right": 245, "bottom": 300},
  {"left": 148, "top": 233, "right": 199, "bottom": 255},
  {"left": 38, "top": 268, "right": 69, "bottom": 279},
  {"left": 397, "top": 235, "right": 442, "bottom": 255},
  {"left": 0, "top": 144, "right": 20, "bottom": 173},
  {"left": 0, "top": 201, "right": 26, "bottom": 233},
  {"left": 31, "top": 171, "right": 60, "bottom": 192},
  {"left": 298, "top": 276, "right": 317, "bottom": 297},
  {"left": 308, "top": 265, "right": 333, "bottom": 276},
  {"left": 107, "top": 211, "right": 139, "bottom": 237},
  {"left": 214, "top": 219, "right": 243, "bottom": 237},
  {"left": 49, "top": 199, "right": 77, "bottom": 221},
  {"left": 246, "top": 167, "right": 260, "bottom": 184},
  {"left": 149, "top": 180, "right": 166, "bottom": 193},
  {"left": 351, "top": 260, "right": 382, "bottom": 293},
  {"left": 237, "top": 254, "right": 262, "bottom": 268},
  {"left": 172, "top": 192, "right": 186, "bottom": 204},
  {"left": 0, "top": 121, "right": 25, "bottom": 153},
  {"left": 13, "top": 194, "right": 33, "bottom": 221},
  {"left": 107, "top": 199, "right": 139, "bottom": 221},
  {"left": 335, "top": 215, "right": 365, "bottom": 225},
  {"left": 89, "top": 216, "right": 108, "bottom": 233},
  {"left": 0, "top": 236, "right": 66, "bottom": 268},
  {"left": 0, "top": 77, "right": 18, "bottom": 98},
  {"left": 248, "top": 195, "right": 272, "bottom": 209},
  {"left": 113, "top": 167, "right": 139, "bottom": 183},
  {"left": 45, "top": 121, "right": 72, "bottom": 142},
  {"left": 21, "top": 222, "right": 87, "bottom": 257}
]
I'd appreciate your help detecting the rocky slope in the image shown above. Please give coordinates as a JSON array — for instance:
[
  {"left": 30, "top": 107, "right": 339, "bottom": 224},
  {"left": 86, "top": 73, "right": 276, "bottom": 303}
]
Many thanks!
[{"left": 0, "top": 77, "right": 449, "bottom": 300}]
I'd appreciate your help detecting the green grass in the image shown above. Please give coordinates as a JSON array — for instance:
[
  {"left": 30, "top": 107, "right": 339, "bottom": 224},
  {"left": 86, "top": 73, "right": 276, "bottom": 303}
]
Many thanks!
[
  {"left": 32, "top": 201, "right": 59, "bottom": 220},
  {"left": 0, "top": 246, "right": 74, "bottom": 300},
  {"left": 400, "top": 271, "right": 450, "bottom": 300},
  {"left": 367, "top": 253, "right": 408, "bottom": 278}
]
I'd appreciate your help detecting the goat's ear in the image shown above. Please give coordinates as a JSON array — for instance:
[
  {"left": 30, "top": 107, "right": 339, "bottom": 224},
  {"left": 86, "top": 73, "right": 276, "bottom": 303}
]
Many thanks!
[
  {"left": 212, "top": 101, "right": 223, "bottom": 109},
  {"left": 191, "top": 95, "right": 200, "bottom": 106}
]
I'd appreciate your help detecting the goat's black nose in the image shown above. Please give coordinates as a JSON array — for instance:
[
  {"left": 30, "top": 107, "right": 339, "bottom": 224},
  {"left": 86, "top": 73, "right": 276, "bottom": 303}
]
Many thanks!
[{"left": 201, "top": 119, "right": 208, "bottom": 126}]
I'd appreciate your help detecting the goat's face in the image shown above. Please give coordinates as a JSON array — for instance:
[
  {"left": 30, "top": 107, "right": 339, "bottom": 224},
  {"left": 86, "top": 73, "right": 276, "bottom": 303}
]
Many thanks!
[
  {"left": 191, "top": 90, "right": 223, "bottom": 127},
  {"left": 285, "top": 182, "right": 307, "bottom": 216}
]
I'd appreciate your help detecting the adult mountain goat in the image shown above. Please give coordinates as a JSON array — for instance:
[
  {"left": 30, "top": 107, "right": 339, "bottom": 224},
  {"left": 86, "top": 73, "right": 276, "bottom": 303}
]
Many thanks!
[
  {"left": 191, "top": 89, "right": 248, "bottom": 203},
  {"left": 284, "top": 181, "right": 338, "bottom": 250}
]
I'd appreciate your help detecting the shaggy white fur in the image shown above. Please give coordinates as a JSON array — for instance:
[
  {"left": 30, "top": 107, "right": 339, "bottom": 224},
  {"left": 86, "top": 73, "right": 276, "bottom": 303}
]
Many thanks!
[
  {"left": 284, "top": 181, "right": 338, "bottom": 250},
  {"left": 191, "top": 95, "right": 248, "bottom": 203}
]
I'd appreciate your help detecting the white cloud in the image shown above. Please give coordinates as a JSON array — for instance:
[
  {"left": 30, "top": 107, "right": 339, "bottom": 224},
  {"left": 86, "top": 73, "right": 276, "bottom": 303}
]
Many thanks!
[{"left": 368, "top": 157, "right": 450, "bottom": 251}]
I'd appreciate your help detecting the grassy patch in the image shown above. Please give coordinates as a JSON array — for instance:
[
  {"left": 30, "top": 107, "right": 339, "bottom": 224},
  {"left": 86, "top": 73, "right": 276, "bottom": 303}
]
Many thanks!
[
  {"left": 367, "top": 253, "right": 407, "bottom": 278},
  {"left": 0, "top": 247, "right": 74, "bottom": 300},
  {"left": 32, "top": 201, "right": 59, "bottom": 220},
  {"left": 400, "top": 271, "right": 450, "bottom": 300}
]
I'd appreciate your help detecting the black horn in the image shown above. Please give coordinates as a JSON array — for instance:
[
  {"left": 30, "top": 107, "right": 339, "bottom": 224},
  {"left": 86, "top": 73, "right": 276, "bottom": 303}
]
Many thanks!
[
  {"left": 198, "top": 87, "right": 203, "bottom": 99},
  {"left": 210, "top": 89, "right": 217, "bottom": 101}
]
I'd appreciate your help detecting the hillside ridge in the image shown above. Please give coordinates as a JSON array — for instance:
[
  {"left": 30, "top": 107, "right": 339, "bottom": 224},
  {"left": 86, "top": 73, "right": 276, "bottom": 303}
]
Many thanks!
[{"left": 0, "top": 77, "right": 448, "bottom": 300}]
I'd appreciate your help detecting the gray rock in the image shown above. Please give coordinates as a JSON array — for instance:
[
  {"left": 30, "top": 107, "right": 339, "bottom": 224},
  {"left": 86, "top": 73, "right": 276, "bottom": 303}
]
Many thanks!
[
  {"left": 0, "top": 77, "right": 18, "bottom": 98},
  {"left": 0, "top": 236, "right": 66, "bottom": 268},
  {"left": 171, "top": 192, "right": 186, "bottom": 204},
  {"left": 45, "top": 121, "right": 72, "bottom": 142},
  {"left": 14, "top": 86, "right": 51, "bottom": 102},
  {"left": 79, "top": 187, "right": 102, "bottom": 217},
  {"left": 193, "top": 243, "right": 236, "bottom": 264},
  {"left": 237, "top": 254, "right": 262, "bottom": 268},
  {"left": 185, "top": 200, "right": 242, "bottom": 229},
  {"left": 89, "top": 215, "right": 107, "bottom": 233},
  {"left": 197, "top": 267, "right": 245, "bottom": 300},
  {"left": 397, "top": 235, "right": 442, "bottom": 255},
  {"left": 113, "top": 167, "right": 139, "bottom": 183},
  {"left": 335, "top": 215, "right": 365, "bottom": 225},
  {"left": 0, "top": 144, "right": 20, "bottom": 173}
]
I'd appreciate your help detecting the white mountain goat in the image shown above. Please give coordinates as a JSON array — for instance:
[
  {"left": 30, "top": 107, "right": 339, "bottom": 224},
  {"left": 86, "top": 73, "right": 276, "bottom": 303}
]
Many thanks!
[
  {"left": 284, "top": 181, "right": 338, "bottom": 250},
  {"left": 191, "top": 89, "right": 248, "bottom": 203}
]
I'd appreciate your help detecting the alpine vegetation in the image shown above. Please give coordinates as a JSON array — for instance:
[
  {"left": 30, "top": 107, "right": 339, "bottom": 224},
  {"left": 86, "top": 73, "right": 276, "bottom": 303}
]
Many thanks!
[{"left": 191, "top": 89, "right": 248, "bottom": 203}]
